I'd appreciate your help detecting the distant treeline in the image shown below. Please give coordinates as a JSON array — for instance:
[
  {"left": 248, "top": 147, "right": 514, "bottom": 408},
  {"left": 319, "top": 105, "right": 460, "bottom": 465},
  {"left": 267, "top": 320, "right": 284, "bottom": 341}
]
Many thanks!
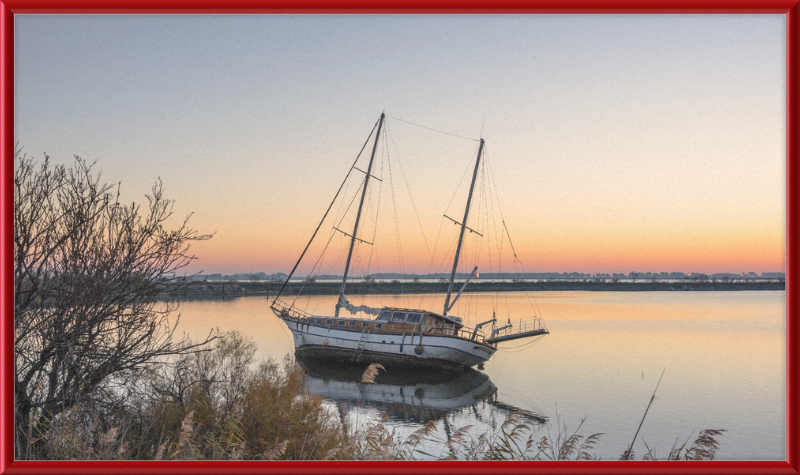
[
  {"left": 165, "top": 279, "right": 786, "bottom": 297},
  {"left": 194, "top": 271, "right": 786, "bottom": 282}
]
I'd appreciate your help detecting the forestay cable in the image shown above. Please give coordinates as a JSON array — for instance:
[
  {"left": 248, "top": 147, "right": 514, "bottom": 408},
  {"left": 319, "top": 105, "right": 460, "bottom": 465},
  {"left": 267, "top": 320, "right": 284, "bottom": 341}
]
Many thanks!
[{"left": 273, "top": 118, "right": 380, "bottom": 304}]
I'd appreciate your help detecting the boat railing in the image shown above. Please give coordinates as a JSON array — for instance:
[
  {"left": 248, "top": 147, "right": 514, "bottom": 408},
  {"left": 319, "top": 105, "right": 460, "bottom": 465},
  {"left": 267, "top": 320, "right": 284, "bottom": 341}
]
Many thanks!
[
  {"left": 488, "top": 316, "right": 549, "bottom": 343},
  {"left": 428, "top": 324, "right": 486, "bottom": 342},
  {"left": 271, "top": 299, "right": 313, "bottom": 320}
]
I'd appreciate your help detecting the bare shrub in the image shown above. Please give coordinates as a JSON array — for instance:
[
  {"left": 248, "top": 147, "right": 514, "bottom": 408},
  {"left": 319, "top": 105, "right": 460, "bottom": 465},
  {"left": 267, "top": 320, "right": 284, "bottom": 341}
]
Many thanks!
[
  {"left": 14, "top": 149, "right": 215, "bottom": 459},
  {"left": 132, "top": 334, "right": 347, "bottom": 460}
]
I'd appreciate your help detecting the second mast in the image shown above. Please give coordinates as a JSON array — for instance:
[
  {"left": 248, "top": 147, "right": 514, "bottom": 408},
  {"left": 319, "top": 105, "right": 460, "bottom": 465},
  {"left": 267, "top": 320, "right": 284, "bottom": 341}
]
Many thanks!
[{"left": 443, "top": 138, "right": 485, "bottom": 317}]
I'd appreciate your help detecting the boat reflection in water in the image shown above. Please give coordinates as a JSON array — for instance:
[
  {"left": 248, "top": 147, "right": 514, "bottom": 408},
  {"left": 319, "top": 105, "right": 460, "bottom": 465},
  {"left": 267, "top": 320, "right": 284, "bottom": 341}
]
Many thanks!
[{"left": 297, "top": 358, "right": 546, "bottom": 428}]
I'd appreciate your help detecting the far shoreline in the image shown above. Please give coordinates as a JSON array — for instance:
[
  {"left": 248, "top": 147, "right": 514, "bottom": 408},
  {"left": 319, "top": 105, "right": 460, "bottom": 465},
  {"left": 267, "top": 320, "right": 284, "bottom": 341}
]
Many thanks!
[{"left": 162, "top": 280, "right": 786, "bottom": 298}]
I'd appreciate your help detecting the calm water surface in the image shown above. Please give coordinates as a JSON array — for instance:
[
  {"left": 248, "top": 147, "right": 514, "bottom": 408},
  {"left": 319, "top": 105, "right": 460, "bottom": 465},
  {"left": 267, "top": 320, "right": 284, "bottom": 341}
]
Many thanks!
[{"left": 170, "top": 291, "right": 785, "bottom": 460}]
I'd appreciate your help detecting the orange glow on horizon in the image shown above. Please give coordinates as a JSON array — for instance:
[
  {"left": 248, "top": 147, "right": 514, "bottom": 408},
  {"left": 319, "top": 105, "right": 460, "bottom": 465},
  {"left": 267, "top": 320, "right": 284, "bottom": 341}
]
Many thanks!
[{"left": 187, "top": 217, "right": 785, "bottom": 275}]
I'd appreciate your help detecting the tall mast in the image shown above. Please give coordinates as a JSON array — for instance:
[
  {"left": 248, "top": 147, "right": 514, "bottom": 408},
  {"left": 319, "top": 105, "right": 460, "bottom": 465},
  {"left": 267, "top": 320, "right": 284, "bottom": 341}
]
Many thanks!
[
  {"left": 443, "top": 138, "right": 484, "bottom": 317},
  {"left": 336, "top": 112, "right": 385, "bottom": 317}
]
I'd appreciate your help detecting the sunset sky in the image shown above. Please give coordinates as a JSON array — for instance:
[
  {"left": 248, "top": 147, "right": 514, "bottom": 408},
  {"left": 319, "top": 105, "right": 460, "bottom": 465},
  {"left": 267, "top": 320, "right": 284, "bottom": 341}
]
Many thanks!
[{"left": 14, "top": 15, "right": 786, "bottom": 276}]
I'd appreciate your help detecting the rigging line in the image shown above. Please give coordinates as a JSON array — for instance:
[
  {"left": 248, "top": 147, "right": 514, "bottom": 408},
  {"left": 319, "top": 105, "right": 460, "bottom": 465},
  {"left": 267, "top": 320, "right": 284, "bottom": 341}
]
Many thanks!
[
  {"left": 383, "top": 124, "right": 400, "bottom": 273},
  {"left": 385, "top": 114, "right": 480, "bottom": 142},
  {"left": 309, "top": 225, "right": 344, "bottom": 292},
  {"left": 426, "top": 214, "right": 447, "bottom": 275},
  {"left": 435, "top": 230, "right": 461, "bottom": 278},
  {"left": 359, "top": 133, "right": 388, "bottom": 306},
  {"left": 425, "top": 145, "right": 477, "bottom": 282},
  {"left": 421, "top": 217, "right": 447, "bottom": 309},
  {"left": 483, "top": 148, "right": 510, "bottom": 314},
  {"left": 515, "top": 259, "right": 548, "bottom": 332},
  {"left": 323, "top": 230, "right": 351, "bottom": 276},
  {"left": 427, "top": 231, "right": 460, "bottom": 311},
  {"left": 498, "top": 336, "right": 545, "bottom": 352},
  {"left": 481, "top": 149, "right": 500, "bottom": 294},
  {"left": 486, "top": 150, "right": 516, "bottom": 259},
  {"left": 444, "top": 148, "right": 480, "bottom": 217},
  {"left": 506, "top": 253, "right": 547, "bottom": 332},
  {"left": 477, "top": 158, "right": 498, "bottom": 309},
  {"left": 273, "top": 117, "right": 380, "bottom": 305},
  {"left": 465, "top": 156, "right": 482, "bottom": 269},
  {"left": 473, "top": 151, "right": 496, "bottom": 309},
  {"left": 333, "top": 155, "right": 355, "bottom": 231},
  {"left": 385, "top": 119, "right": 434, "bottom": 265},
  {"left": 485, "top": 152, "right": 546, "bottom": 325},
  {"left": 438, "top": 144, "right": 482, "bottom": 310},
  {"left": 335, "top": 180, "right": 365, "bottom": 229},
  {"left": 485, "top": 149, "right": 504, "bottom": 262},
  {"left": 384, "top": 129, "right": 408, "bottom": 306},
  {"left": 316, "top": 201, "right": 361, "bottom": 280},
  {"left": 503, "top": 220, "right": 519, "bottom": 260},
  {"left": 363, "top": 140, "right": 386, "bottom": 288},
  {"left": 292, "top": 235, "right": 347, "bottom": 310},
  {"left": 481, "top": 174, "right": 497, "bottom": 310},
  {"left": 473, "top": 154, "right": 489, "bottom": 267},
  {"left": 310, "top": 230, "right": 339, "bottom": 279},
  {"left": 383, "top": 128, "right": 411, "bottom": 309}
]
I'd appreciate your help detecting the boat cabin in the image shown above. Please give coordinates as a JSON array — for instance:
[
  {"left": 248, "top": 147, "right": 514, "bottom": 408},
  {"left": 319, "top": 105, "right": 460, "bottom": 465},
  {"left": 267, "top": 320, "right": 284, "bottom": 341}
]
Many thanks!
[{"left": 374, "top": 307, "right": 465, "bottom": 336}]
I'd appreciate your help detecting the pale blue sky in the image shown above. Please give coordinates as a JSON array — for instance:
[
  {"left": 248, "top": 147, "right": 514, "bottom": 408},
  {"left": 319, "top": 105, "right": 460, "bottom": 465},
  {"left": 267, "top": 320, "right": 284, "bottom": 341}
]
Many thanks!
[{"left": 14, "top": 15, "right": 786, "bottom": 275}]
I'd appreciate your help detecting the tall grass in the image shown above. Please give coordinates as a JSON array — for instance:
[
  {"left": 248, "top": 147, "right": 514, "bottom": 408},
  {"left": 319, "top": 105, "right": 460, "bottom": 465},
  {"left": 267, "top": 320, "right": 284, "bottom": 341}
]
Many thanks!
[
  {"left": 317, "top": 363, "right": 725, "bottom": 461},
  {"left": 17, "top": 333, "right": 724, "bottom": 461},
  {"left": 20, "top": 332, "right": 347, "bottom": 460},
  {"left": 342, "top": 406, "right": 724, "bottom": 461}
]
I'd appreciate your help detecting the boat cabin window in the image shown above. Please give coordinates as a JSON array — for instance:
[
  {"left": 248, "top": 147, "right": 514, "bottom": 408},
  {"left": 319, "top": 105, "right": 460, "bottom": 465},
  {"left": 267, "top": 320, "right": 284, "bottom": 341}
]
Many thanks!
[
  {"left": 391, "top": 311, "right": 407, "bottom": 322},
  {"left": 348, "top": 320, "right": 356, "bottom": 326},
  {"left": 377, "top": 311, "right": 391, "bottom": 321},
  {"left": 361, "top": 322, "right": 370, "bottom": 328},
  {"left": 407, "top": 313, "right": 422, "bottom": 324},
  {"left": 326, "top": 319, "right": 333, "bottom": 325},
  {"left": 337, "top": 320, "right": 345, "bottom": 326},
  {"left": 375, "top": 323, "right": 383, "bottom": 329}
]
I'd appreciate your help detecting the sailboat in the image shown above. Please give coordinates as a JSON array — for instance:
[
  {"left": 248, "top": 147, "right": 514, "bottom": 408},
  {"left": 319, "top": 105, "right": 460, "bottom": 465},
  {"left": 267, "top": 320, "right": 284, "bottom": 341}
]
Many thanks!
[{"left": 270, "top": 112, "right": 548, "bottom": 370}]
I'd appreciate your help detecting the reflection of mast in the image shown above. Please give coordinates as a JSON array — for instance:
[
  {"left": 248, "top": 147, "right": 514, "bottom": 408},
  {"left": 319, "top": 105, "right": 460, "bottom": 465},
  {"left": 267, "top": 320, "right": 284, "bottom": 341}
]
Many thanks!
[
  {"left": 443, "top": 139, "right": 485, "bottom": 317},
  {"left": 336, "top": 112, "right": 385, "bottom": 317}
]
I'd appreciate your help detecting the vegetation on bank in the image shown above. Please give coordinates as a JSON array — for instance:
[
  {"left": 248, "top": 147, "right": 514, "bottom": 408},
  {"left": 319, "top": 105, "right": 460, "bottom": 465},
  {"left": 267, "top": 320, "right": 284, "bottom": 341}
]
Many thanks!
[
  {"left": 19, "top": 332, "right": 725, "bottom": 462},
  {"left": 14, "top": 150, "right": 217, "bottom": 459}
]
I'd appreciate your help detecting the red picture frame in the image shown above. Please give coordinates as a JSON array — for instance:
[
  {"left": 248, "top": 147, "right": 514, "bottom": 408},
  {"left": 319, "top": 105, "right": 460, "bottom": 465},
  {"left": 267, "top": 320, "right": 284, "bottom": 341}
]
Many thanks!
[{"left": 1, "top": 2, "right": 797, "bottom": 474}]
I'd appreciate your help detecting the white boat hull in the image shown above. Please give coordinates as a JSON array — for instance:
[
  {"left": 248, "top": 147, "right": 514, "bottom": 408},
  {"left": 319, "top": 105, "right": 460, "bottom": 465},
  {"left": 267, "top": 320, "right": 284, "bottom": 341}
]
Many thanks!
[{"left": 277, "top": 313, "right": 496, "bottom": 369}]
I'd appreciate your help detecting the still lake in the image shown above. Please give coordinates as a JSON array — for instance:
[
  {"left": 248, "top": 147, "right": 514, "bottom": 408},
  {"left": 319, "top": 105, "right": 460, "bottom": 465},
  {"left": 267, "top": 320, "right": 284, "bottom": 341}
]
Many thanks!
[{"left": 170, "top": 291, "right": 785, "bottom": 460}]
